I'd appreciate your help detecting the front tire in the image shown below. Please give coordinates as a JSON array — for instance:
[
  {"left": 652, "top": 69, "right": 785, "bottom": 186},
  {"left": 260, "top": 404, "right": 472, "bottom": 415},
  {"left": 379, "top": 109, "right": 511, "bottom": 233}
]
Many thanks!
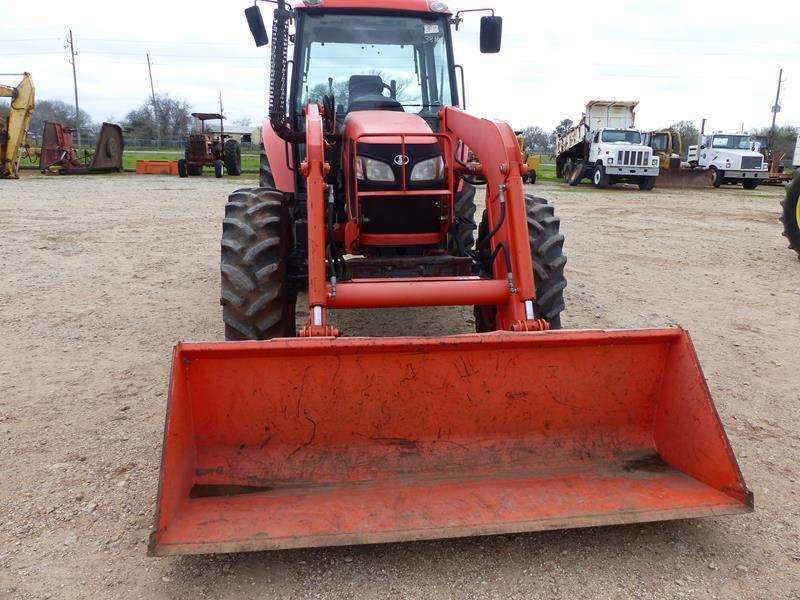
[
  {"left": 781, "top": 170, "right": 800, "bottom": 259},
  {"left": 214, "top": 160, "right": 224, "bottom": 179},
  {"left": 638, "top": 176, "right": 656, "bottom": 191},
  {"left": 593, "top": 165, "right": 609, "bottom": 188},
  {"left": 449, "top": 181, "right": 477, "bottom": 254},
  {"left": 221, "top": 188, "right": 296, "bottom": 340},
  {"left": 474, "top": 194, "right": 567, "bottom": 331},
  {"left": 742, "top": 179, "right": 759, "bottom": 190},
  {"left": 529, "top": 170, "right": 537, "bottom": 185},
  {"left": 177, "top": 159, "right": 188, "bottom": 178},
  {"left": 710, "top": 167, "right": 723, "bottom": 188}
]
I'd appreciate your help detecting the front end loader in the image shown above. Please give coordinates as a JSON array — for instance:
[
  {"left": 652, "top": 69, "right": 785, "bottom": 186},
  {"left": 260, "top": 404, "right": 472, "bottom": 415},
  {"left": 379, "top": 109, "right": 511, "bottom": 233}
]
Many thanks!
[{"left": 149, "top": 0, "right": 752, "bottom": 556}]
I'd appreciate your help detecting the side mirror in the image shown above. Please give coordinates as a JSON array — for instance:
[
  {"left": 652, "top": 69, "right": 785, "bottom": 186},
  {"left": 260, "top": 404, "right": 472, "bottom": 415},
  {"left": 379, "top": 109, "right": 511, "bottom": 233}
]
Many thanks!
[
  {"left": 245, "top": 5, "right": 269, "bottom": 47},
  {"left": 480, "top": 16, "right": 503, "bottom": 53}
]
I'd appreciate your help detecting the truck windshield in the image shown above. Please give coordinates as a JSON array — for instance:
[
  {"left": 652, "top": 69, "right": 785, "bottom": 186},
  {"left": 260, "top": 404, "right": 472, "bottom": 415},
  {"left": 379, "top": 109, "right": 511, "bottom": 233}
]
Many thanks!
[
  {"left": 296, "top": 13, "right": 454, "bottom": 114},
  {"left": 649, "top": 133, "right": 668, "bottom": 152},
  {"left": 601, "top": 130, "right": 642, "bottom": 144},
  {"left": 712, "top": 135, "right": 752, "bottom": 150}
]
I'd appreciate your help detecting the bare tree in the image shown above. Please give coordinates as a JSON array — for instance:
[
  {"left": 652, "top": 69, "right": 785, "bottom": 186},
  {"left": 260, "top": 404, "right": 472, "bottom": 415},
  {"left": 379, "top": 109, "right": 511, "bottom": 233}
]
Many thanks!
[
  {"left": 521, "top": 126, "right": 549, "bottom": 153},
  {"left": 123, "top": 94, "right": 192, "bottom": 139},
  {"left": 669, "top": 120, "right": 700, "bottom": 158}
]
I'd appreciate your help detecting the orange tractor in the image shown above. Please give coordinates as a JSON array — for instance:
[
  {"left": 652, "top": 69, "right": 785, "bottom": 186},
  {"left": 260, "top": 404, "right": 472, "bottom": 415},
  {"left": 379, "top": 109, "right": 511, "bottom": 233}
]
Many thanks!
[{"left": 149, "top": 0, "right": 752, "bottom": 556}]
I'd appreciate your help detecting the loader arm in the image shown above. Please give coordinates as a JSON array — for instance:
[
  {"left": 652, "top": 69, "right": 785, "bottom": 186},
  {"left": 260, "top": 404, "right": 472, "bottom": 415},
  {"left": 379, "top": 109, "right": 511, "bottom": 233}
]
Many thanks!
[
  {"left": 0, "top": 73, "right": 35, "bottom": 179},
  {"left": 300, "top": 103, "right": 545, "bottom": 337}
]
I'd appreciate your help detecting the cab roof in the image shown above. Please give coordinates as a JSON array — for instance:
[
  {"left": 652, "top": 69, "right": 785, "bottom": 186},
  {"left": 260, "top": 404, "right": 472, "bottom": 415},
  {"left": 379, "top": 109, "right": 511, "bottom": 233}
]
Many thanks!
[{"left": 293, "top": 0, "right": 452, "bottom": 15}]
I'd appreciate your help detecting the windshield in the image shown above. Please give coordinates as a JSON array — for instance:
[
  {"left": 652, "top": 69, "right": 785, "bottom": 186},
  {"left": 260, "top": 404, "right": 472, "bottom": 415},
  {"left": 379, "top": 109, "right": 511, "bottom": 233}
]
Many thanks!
[
  {"left": 711, "top": 135, "right": 752, "bottom": 150},
  {"left": 601, "top": 130, "right": 642, "bottom": 144},
  {"left": 295, "top": 13, "right": 454, "bottom": 114},
  {"left": 649, "top": 133, "right": 668, "bottom": 152}
]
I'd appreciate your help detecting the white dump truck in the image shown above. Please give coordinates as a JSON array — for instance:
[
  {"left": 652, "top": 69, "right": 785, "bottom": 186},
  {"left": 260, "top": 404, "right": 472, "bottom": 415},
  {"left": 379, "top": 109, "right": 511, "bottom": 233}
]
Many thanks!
[
  {"left": 686, "top": 131, "right": 768, "bottom": 189},
  {"left": 556, "top": 100, "right": 660, "bottom": 190},
  {"left": 793, "top": 135, "right": 800, "bottom": 168}
]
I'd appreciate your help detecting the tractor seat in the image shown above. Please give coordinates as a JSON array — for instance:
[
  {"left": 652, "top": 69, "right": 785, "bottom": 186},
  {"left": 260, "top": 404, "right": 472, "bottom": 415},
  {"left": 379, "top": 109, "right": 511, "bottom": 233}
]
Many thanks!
[{"left": 348, "top": 75, "right": 403, "bottom": 113}]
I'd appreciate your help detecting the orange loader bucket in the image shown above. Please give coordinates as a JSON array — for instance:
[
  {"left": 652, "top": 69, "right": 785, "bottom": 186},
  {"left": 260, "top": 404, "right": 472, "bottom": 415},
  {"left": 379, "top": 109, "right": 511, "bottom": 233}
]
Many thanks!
[{"left": 148, "top": 328, "right": 752, "bottom": 556}]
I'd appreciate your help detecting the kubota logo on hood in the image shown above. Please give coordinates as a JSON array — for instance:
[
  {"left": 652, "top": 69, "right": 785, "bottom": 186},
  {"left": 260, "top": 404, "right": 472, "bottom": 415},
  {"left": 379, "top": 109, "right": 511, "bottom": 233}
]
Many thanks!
[{"left": 394, "top": 155, "right": 410, "bottom": 166}]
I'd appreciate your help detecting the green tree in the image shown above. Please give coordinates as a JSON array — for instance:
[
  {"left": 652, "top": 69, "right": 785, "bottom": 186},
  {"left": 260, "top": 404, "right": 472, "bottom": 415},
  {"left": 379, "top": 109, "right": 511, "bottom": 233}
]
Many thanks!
[{"left": 669, "top": 120, "right": 700, "bottom": 159}]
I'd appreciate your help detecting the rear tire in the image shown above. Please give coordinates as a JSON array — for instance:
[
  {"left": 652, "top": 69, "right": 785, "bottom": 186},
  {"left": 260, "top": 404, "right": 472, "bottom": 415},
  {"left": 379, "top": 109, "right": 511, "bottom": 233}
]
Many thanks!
[
  {"left": 638, "top": 176, "right": 656, "bottom": 191},
  {"left": 177, "top": 159, "right": 188, "bottom": 178},
  {"left": 221, "top": 188, "right": 296, "bottom": 340},
  {"left": 710, "top": 167, "right": 723, "bottom": 188},
  {"left": 780, "top": 170, "right": 800, "bottom": 259},
  {"left": 474, "top": 194, "right": 567, "bottom": 331},
  {"left": 224, "top": 139, "right": 242, "bottom": 176},
  {"left": 260, "top": 144, "right": 277, "bottom": 188},
  {"left": 214, "top": 160, "right": 224, "bottom": 179},
  {"left": 568, "top": 161, "right": 583, "bottom": 186}
]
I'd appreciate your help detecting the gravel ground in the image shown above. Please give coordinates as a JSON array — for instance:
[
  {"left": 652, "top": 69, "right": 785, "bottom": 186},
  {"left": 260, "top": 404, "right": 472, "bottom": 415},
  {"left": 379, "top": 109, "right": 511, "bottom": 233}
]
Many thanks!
[{"left": 1, "top": 173, "right": 798, "bottom": 599}]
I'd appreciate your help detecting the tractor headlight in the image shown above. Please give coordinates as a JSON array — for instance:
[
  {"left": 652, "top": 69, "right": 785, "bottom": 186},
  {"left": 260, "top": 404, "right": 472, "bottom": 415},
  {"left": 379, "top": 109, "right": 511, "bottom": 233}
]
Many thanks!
[
  {"left": 410, "top": 156, "right": 445, "bottom": 182},
  {"left": 356, "top": 157, "right": 395, "bottom": 182}
]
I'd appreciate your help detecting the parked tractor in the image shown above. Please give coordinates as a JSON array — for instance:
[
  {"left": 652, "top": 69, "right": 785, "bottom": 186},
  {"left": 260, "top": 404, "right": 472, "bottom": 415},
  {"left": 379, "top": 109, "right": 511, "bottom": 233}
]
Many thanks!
[
  {"left": 178, "top": 112, "right": 242, "bottom": 178},
  {"left": 149, "top": 0, "right": 752, "bottom": 557},
  {"left": 0, "top": 72, "right": 35, "bottom": 179}
]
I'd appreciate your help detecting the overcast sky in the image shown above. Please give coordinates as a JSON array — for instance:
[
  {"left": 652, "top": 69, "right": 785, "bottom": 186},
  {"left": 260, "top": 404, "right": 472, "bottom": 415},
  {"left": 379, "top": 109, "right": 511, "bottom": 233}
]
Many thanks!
[{"left": 2, "top": 0, "right": 797, "bottom": 134}]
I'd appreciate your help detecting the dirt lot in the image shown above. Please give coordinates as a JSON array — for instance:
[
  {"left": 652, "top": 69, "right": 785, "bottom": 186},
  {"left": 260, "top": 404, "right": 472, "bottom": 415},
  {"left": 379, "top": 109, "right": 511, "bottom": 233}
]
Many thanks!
[{"left": 1, "top": 173, "right": 798, "bottom": 599}]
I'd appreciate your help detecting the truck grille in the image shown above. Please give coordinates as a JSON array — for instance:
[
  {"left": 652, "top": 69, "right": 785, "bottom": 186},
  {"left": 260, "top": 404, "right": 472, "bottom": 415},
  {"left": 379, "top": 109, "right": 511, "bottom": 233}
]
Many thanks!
[
  {"left": 617, "top": 150, "right": 650, "bottom": 167},
  {"left": 741, "top": 156, "right": 763, "bottom": 170}
]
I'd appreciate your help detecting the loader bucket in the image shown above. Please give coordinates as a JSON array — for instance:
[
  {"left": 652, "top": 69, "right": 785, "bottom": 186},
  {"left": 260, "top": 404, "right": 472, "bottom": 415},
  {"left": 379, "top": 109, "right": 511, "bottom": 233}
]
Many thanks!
[
  {"left": 149, "top": 328, "right": 752, "bottom": 556},
  {"left": 656, "top": 168, "right": 713, "bottom": 189}
]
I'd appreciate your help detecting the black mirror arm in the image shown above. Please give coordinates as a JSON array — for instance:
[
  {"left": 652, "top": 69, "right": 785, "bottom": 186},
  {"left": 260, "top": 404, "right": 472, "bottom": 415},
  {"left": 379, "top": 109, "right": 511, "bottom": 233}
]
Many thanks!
[{"left": 452, "top": 7, "right": 495, "bottom": 31}]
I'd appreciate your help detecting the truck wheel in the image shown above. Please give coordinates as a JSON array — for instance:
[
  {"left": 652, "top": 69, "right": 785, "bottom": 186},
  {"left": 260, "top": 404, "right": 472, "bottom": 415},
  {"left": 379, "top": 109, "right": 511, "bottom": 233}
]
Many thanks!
[
  {"left": 177, "top": 159, "right": 188, "bottom": 178},
  {"left": 474, "top": 194, "right": 567, "bottom": 331},
  {"left": 224, "top": 139, "right": 242, "bottom": 176},
  {"left": 260, "top": 145, "right": 277, "bottom": 188},
  {"left": 561, "top": 160, "right": 572, "bottom": 183},
  {"left": 221, "top": 188, "right": 296, "bottom": 340},
  {"left": 593, "top": 165, "right": 609, "bottom": 188},
  {"left": 449, "top": 181, "right": 477, "bottom": 254},
  {"left": 214, "top": 160, "right": 224, "bottom": 179},
  {"left": 710, "top": 167, "right": 723, "bottom": 188},
  {"left": 742, "top": 180, "right": 759, "bottom": 190},
  {"left": 780, "top": 170, "right": 800, "bottom": 259},
  {"left": 568, "top": 161, "right": 584, "bottom": 186},
  {"left": 638, "top": 176, "right": 656, "bottom": 191}
]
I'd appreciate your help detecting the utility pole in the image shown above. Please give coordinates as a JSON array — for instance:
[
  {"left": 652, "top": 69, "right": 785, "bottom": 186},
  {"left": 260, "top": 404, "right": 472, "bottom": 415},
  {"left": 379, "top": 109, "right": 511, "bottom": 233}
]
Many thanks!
[
  {"left": 147, "top": 53, "right": 160, "bottom": 145},
  {"left": 218, "top": 91, "right": 224, "bottom": 134},
  {"left": 67, "top": 29, "right": 81, "bottom": 146},
  {"left": 770, "top": 68, "right": 785, "bottom": 144}
]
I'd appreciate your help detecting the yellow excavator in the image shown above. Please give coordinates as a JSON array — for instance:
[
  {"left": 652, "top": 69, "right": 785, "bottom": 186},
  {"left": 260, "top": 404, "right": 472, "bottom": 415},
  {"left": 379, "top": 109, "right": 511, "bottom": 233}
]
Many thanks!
[{"left": 0, "top": 72, "right": 35, "bottom": 179}]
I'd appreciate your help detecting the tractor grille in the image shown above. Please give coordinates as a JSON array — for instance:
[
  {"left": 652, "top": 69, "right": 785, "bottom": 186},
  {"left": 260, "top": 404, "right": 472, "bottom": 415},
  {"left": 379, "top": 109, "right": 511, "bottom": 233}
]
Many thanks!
[
  {"left": 741, "top": 156, "right": 763, "bottom": 170},
  {"left": 617, "top": 150, "right": 650, "bottom": 167}
]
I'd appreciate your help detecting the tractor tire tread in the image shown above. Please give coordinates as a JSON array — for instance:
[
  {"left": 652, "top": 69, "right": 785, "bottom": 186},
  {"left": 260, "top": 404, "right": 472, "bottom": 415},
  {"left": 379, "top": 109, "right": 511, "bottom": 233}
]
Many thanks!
[{"left": 221, "top": 188, "right": 296, "bottom": 340}]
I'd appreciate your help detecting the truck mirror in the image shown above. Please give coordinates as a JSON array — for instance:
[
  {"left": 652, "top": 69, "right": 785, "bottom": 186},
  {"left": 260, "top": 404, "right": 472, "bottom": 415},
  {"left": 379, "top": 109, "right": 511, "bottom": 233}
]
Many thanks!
[
  {"left": 245, "top": 5, "right": 269, "bottom": 47},
  {"left": 479, "top": 16, "right": 502, "bottom": 53}
]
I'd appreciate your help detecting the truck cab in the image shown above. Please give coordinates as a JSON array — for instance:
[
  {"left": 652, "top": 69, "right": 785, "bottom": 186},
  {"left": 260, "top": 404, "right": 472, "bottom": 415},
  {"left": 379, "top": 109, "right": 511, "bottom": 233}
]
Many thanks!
[
  {"left": 687, "top": 133, "right": 768, "bottom": 189},
  {"left": 588, "top": 127, "right": 659, "bottom": 185}
]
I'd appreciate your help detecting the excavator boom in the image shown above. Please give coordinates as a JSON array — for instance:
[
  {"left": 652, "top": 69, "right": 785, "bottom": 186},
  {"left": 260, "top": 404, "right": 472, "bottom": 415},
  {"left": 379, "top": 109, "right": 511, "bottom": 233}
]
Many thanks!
[{"left": 0, "top": 73, "right": 35, "bottom": 179}]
